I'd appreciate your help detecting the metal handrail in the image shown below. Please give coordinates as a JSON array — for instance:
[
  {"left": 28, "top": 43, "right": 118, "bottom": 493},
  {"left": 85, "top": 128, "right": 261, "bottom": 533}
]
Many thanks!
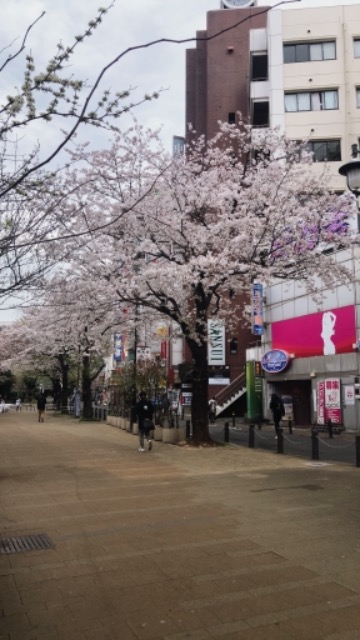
[{"left": 214, "top": 372, "right": 246, "bottom": 406}]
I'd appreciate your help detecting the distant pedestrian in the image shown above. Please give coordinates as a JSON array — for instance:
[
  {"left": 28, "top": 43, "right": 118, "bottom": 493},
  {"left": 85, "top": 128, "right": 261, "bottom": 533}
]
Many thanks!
[
  {"left": 208, "top": 397, "right": 217, "bottom": 423},
  {"left": 15, "top": 398, "right": 21, "bottom": 412},
  {"left": 135, "top": 391, "right": 154, "bottom": 452},
  {"left": 74, "top": 390, "right": 81, "bottom": 419},
  {"left": 37, "top": 392, "right": 46, "bottom": 423},
  {"left": 270, "top": 393, "right": 285, "bottom": 437}
]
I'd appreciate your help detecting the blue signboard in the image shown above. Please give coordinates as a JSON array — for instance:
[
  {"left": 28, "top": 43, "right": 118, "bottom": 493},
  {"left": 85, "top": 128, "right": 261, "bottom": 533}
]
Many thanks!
[{"left": 261, "top": 349, "right": 290, "bottom": 373}]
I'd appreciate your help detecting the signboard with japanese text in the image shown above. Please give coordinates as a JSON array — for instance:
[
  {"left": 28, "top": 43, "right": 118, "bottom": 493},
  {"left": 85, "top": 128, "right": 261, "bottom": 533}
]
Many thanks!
[
  {"left": 136, "top": 346, "right": 151, "bottom": 360},
  {"left": 324, "top": 378, "right": 342, "bottom": 424},
  {"left": 316, "top": 381, "right": 325, "bottom": 425},
  {"left": 208, "top": 320, "right": 225, "bottom": 366},
  {"left": 317, "top": 379, "right": 342, "bottom": 425}
]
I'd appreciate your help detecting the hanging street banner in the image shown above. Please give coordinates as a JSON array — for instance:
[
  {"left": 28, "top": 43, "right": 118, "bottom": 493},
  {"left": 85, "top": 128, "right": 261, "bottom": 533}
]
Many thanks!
[
  {"left": 113, "top": 333, "right": 123, "bottom": 362},
  {"left": 251, "top": 282, "right": 264, "bottom": 336},
  {"left": 208, "top": 320, "right": 226, "bottom": 366}
]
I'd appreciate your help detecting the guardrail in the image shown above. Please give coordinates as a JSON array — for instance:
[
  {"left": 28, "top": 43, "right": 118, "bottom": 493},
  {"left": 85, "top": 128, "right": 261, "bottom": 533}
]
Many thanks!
[{"left": 210, "top": 420, "right": 360, "bottom": 467}]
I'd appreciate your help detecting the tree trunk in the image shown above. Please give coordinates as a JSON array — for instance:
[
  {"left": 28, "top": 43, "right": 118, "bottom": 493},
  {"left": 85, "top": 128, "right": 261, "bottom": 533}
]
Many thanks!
[
  {"left": 186, "top": 338, "right": 211, "bottom": 443},
  {"left": 82, "top": 356, "right": 93, "bottom": 420}
]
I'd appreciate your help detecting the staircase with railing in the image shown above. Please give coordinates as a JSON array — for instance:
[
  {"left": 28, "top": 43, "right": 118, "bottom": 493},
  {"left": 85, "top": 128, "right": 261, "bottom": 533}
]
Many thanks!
[{"left": 214, "top": 372, "right": 246, "bottom": 416}]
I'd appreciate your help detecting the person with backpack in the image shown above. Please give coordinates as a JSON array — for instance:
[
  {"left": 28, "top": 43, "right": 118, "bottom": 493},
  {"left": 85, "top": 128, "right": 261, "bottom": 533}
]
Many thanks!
[
  {"left": 135, "top": 391, "right": 154, "bottom": 452},
  {"left": 270, "top": 393, "right": 285, "bottom": 438}
]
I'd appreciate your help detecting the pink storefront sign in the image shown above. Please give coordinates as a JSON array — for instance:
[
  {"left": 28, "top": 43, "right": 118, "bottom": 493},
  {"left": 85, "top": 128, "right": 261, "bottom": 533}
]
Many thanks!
[
  {"left": 272, "top": 305, "right": 356, "bottom": 358},
  {"left": 317, "top": 379, "right": 342, "bottom": 425},
  {"left": 324, "top": 378, "right": 342, "bottom": 425}
]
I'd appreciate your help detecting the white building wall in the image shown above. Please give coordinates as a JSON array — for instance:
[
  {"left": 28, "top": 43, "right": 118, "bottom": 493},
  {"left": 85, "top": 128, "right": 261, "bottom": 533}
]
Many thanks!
[
  {"left": 266, "top": 3, "right": 360, "bottom": 191},
  {"left": 262, "top": 246, "right": 360, "bottom": 429}
]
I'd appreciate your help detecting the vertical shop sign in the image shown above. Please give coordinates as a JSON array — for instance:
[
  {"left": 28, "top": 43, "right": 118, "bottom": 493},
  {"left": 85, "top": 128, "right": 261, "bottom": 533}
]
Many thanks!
[
  {"left": 246, "top": 361, "right": 263, "bottom": 421},
  {"left": 208, "top": 320, "right": 225, "bottom": 366},
  {"left": 344, "top": 385, "right": 355, "bottom": 406},
  {"left": 251, "top": 282, "right": 264, "bottom": 335},
  {"left": 324, "top": 378, "right": 342, "bottom": 424},
  {"left": 317, "top": 381, "right": 325, "bottom": 425},
  {"left": 113, "top": 333, "right": 123, "bottom": 362}
]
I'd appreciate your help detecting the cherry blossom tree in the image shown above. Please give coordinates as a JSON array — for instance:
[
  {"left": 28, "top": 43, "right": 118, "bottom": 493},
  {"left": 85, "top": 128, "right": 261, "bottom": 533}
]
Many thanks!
[
  {"left": 0, "top": 1, "right": 292, "bottom": 305},
  {"left": 54, "top": 121, "right": 353, "bottom": 442},
  {"left": 0, "top": 278, "right": 116, "bottom": 417},
  {"left": 0, "top": 3, "right": 163, "bottom": 303}
]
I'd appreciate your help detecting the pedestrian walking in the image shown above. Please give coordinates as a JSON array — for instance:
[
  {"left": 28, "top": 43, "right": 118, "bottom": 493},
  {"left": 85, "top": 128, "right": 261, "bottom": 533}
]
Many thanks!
[
  {"left": 269, "top": 393, "right": 285, "bottom": 438},
  {"left": 74, "top": 389, "right": 81, "bottom": 418},
  {"left": 208, "top": 397, "right": 217, "bottom": 423},
  {"left": 37, "top": 392, "right": 46, "bottom": 423},
  {"left": 15, "top": 398, "right": 21, "bottom": 412},
  {"left": 135, "top": 391, "right": 154, "bottom": 452}
]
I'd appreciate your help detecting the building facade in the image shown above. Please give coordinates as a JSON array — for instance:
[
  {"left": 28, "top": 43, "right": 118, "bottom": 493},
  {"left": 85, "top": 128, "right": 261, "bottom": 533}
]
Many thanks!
[{"left": 186, "top": 1, "right": 360, "bottom": 426}]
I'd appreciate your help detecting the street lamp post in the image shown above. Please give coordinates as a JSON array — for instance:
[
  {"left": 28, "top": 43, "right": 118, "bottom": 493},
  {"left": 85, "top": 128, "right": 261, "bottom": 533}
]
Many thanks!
[
  {"left": 339, "top": 144, "right": 360, "bottom": 230},
  {"left": 339, "top": 145, "right": 360, "bottom": 431}
]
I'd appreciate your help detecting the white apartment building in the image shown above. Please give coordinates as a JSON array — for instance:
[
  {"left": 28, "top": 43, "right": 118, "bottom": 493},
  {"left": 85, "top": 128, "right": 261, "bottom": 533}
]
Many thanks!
[
  {"left": 250, "top": 3, "right": 360, "bottom": 190},
  {"left": 248, "top": 2, "right": 360, "bottom": 429}
]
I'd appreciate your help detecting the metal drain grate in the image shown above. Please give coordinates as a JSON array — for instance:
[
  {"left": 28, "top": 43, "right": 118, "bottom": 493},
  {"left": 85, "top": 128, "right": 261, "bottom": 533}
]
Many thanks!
[{"left": 0, "top": 533, "right": 55, "bottom": 555}]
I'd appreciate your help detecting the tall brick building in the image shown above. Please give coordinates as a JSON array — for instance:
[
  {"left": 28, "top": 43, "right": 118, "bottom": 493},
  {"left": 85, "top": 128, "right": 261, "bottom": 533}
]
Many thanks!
[
  {"left": 186, "top": 6, "right": 269, "bottom": 144},
  {"left": 184, "top": 5, "right": 269, "bottom": 416}
]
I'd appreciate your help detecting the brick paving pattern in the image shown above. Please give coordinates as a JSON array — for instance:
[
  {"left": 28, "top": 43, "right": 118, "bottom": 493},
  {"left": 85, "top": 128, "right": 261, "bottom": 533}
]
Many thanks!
[{"left": 1, "top": 410, "right": 360, "bottom": 639}]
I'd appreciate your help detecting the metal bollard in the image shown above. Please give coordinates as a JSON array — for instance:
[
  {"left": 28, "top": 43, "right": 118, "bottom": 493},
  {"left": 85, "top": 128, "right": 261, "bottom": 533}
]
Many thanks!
[
  {"left": 232, "top": 412, "right": 236, "bottom": 427},
  {"left": 311, "top": 427, "right": 319, "bottom": 460},
  {"left": 224, "top": 422, "right": 230, "bottom": 443},
  {"left": 248, "top": 424, "right": 255, "bottom": 448},
  {"left": 356, "top": 435, "right": 360, "bottom": 468},
  {"left": 288, "top": 420, "right": 293, "bottom": 435},
  {"left": 277, "top": 429, "right": 284, "bottom": 454},
  {"left": 186, "top": 419, "right": 191, "bottom": 440}
]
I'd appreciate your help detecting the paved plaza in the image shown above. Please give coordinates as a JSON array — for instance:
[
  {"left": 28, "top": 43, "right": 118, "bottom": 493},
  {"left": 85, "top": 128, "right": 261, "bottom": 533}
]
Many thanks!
[{"left": 1, "top": 410, "right": 360, "bottom": 639}]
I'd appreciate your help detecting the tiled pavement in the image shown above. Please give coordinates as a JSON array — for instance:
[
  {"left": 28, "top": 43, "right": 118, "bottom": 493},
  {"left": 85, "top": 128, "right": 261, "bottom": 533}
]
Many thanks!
[{"left": 1, "top": 411, "right": 360, "bottom": 639}]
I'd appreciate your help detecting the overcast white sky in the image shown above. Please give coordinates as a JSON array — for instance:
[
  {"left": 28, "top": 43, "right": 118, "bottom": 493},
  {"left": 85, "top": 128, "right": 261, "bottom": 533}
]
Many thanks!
[
  {"left": 0, "top": 0, "right": 224, "bottom": 155},
  {"left": 2, "top": 0, "right": 355, "bottom": 156},
  {"left": 0, "top": 0, "right": 358, "bottom": 321}
]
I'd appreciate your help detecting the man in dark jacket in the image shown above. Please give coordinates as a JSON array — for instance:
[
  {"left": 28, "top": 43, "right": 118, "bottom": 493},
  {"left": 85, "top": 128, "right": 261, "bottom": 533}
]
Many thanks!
[
  {"left": 270, "top": 393, "right": 285, "bottom": 437},
  {"left": 135, "top": 391, "right": 154, "bottom": 452},
  {"left": 37, "top": 392, "right": 46, "bottom": 423}
]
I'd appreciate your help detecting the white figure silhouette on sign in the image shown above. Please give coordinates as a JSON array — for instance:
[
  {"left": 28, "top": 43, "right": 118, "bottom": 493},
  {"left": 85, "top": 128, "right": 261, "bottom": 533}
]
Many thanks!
[{"left": 321, "top": 311, "right": 336, "bottom": 355}]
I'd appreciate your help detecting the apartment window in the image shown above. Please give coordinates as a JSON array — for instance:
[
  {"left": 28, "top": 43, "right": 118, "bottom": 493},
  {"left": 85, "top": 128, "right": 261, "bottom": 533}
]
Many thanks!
[
  {"left": 308, "top": 140, "right": 341, "bottom": 162},
  {"left": 228, "top": 112, "right": 236, "bottom": 125},
  {"left": 284, "top": 41, "right": 336, "bottom": 63},
  {"left": 251, "top": 53, "right": 268, "bottom": 81},
  {"left": 285, "top": 90, "right": 338, "bottom": 112},
  {"left": 356, "top": 88, "right": 360, "bottom": 108},
  {"left": 252, "top": 101, "right": 269, "bottom": 127},
  {"left": 354, "top": 38, "right": 360, "bottom": 58}
]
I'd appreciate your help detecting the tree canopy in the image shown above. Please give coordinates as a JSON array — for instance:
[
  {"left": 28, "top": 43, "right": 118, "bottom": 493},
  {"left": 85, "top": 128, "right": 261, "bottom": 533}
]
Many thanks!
[{"left": 3, "top": 119, "right": 352, "bottom": 440}]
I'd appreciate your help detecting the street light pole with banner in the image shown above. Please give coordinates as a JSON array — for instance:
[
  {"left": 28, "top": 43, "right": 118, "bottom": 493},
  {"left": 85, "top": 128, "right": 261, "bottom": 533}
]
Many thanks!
[{"left": 251, "top": 282, "right": 264, "bottom": 336}]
